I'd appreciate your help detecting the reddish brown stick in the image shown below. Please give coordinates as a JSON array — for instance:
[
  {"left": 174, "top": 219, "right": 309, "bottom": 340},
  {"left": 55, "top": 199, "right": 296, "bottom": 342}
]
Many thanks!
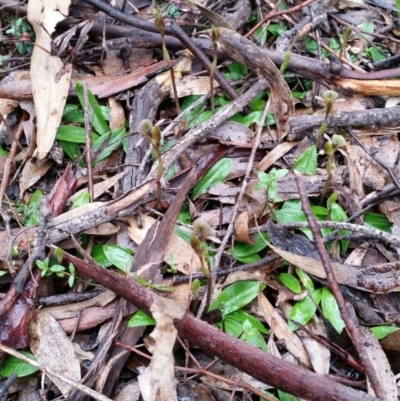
[{"left": 61, "top": 251, "right": 378, "bottom": 401}]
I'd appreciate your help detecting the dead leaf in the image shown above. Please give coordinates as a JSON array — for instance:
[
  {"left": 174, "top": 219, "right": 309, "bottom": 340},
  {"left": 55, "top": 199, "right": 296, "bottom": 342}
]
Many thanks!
[
  {"left": 27, "top": 0, "right": 72, "bottom": 161},
  {"left": 28, "top": 311, "right": 81, "bottom": 397},
  {"left": 19, "top": 158, "right": 53, "bottom": 196},
  {"left": 138, "top": 298, "right": 186, "bottom": 401},
  {"left": 218, "top": 28, "right": 294, "bottom": 138},
  {"left": 235, "top": 211, "right": 255, "bottom": 244},
  {"left": 126, "top": 213, "right": 201, "bottom": 274},
  {"left": 258, "top": 292, "right": 312, "bottom": 367}
]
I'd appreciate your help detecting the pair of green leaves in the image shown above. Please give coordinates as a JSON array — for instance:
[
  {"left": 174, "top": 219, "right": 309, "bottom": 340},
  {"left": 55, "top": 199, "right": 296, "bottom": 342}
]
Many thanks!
[{"left": 57, "top": 83, "right": 127, "bottom": 165}]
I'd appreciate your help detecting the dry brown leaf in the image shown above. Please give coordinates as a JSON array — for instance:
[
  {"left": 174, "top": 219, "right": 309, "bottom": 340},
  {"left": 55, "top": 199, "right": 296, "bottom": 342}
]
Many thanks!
[
  {"left": 258, "top": 292, "right": 311, "bottom": 367},
  {"left": 28, "top": 311, "right": 81, "bottom": 397},
  {"left": 257, "top": 141, "right": 298, "bottom": 172},
  {"left": 218, "top": 28, "right": 294, "bottom": 138},
  {"left": 235, "top": 211, "right": 255, "bottom": 244},
  {"left": 27, "top": 0, "right": 72, "bottom": 161},
  {"left": 19, "top": 158, "right": 53, "bottom": 196},
  {"left": 138, "top": 298, "right": 186, "bottom": 401},
  {"left": 126, "top": 213, "right": 201, "bottom": 274},
  {"left": 345, "top": 134, "right": 398, "bottom": 190}
]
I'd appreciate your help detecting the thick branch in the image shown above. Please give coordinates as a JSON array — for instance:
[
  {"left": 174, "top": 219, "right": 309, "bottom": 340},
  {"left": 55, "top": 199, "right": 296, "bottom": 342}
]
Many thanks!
[{"left": 61, "top": 251, "right": 377, "bottom": 401}]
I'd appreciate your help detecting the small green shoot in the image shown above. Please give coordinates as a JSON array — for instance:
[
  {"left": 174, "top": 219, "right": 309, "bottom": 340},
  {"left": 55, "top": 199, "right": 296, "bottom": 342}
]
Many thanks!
[
  {"left": 315, "top": 90, "right": 341, "bottom": 147},
  {"left": 256, "top": 168, "right": 289, "bottom": 218},
  {"left": 190, "top": 219, "right": 212, "bottom": 313},
  {"left": 154, "top": 9, "right": 180, "bottom": 114},
  {"left": 128, "top": 310, "right": 156, "bottom": 327},
  {"left": 138, "top": 119, "right": 163, "bottom": 209},
  {"left": 210, "top": 28, "right": 220, "bottom": 114},
  {"left": 36, "top": 258, "right": 76, "bottom": 288},
  {"left": 339, "top": 27, "right": 352, "bottom": 59},
  {"left": 280, "top": 52, "right": 291, "bottom": 74},
  {"left": 319, "top": 133, "right": 346, "bottom": 203}
]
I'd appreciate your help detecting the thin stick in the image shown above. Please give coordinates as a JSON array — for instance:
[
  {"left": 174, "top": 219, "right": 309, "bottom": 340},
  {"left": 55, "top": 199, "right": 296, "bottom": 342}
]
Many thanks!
[{"left": 293, "top": 171, "right": 385, "bottom": 400}]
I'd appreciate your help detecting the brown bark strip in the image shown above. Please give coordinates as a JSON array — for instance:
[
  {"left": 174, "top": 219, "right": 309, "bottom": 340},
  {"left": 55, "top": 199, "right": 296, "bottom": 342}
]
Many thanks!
[{"left": 60, "top": 251, "right": 378, "bottom": 401}]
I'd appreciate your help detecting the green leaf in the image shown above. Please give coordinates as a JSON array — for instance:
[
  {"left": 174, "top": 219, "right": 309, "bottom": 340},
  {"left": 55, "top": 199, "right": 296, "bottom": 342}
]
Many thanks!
[
  {"left": 188, "top": 110, "right": 214, "bottom": 129},
  {"left": 174, "top": 225, "right": 191, "bottom": 244},
  {"left": 92, "top": 127, "right": 126, "bottom": 165},
  {"left": 91, "top": 245, "right": 112, "bottom": 267},
  {"left": 294, "top": 145, "right": 317, "bottom": 175},
  {"left": 22, "top": 189, "right": 42, "bottom": 226},
  {"left": 254, "top": 25, "right": 267, "bottom": 45},
  {"left": 288, "top": 289, "right": 322, "bottom": 330},
  {"left": 0, "top": 147, "right": 8, "bottom": 157},
  {"left": 364, "top": 213, "right": 392, "bottom": 233},
  {"left": 359, "top": 21, "right": 374, "bottom": 41},
  {"left": 0, "top": 351, "right": 38, "bottom": 378},
  {"left": 76, "top": 82, "right": 110, "bottom": 136},
  {"left": 58, "top": 140, "right": 82, "bottom": 162},
  {"left": 295, "top": 268, "right": 314, "bottom": 292},
  {"left": 225, "top": 310, "right": 269, "bottom": 334},
  {"left": 224, "top": 62, "right": 248, "bottom": 80},
  {"left": 192, "top": 158, "right": 232, "bottom": 198},
  {"left": 68, "top": 275, "right": 75, "bottom": 287},
  {"left": 63, "top": 104, "right": 84, "bottom": 123},
  {"left": 72, "top": 190, "right": 90, "bottom": 209},
  {"left": 321, "top": 287, "right": 345, "bottom": 334},
  {"left": 232, "top": 232, "right": 269, "bottom": 262},
  {"left": 397, "top": 0, "right": 400, "bottom": 17},
  {"left": 208, "top": 280, "right": 264, "bottom": 315},
  {"left": 241, "top": 320, "right": 268, "bottom": 352},
  {"left": 128, "top": 310, "right": 156, "bottom": 327},
  {"left": 277, "top": 390, "right": 296, "bottom": 401},
  {"left": 371, "top": 326, "right": 400, "bottom": 340},
  {"left": 303, "top": 37, "right": 318, "bottom": 55},
  {"left": 56, "top": 125, "right": 100, "bottom": 143},
  {"left": 103, "top": 245, "right": 134, "bottom": 273},
  {"left": 279, "top": 273, "right": 301, "bottom": 294}
]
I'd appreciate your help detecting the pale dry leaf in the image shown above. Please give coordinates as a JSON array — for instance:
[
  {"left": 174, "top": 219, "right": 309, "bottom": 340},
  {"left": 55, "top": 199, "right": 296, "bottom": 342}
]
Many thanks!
[
  {"left": 172, "top": 76, "right": 219, "bottom": 98},
  {"left": 115, "top": 380, "right": 141, "bottom": 401},
  {"left": 258, "top": 291, "right": 311, "bottom": 367},
  {"left": 27, "top": 0, "right": 72, "bottom": 161},
  {"left": 19, "top": 158, "right": 53, "bottom": 196},
  {"left": 358, "top": 325, "right": 397, "bottom": 399},
  {"left": 192, "top": 1, "right": 234, "bottom": 29},
  {"left": 138, "top": 298, "right": 186, "bottom": 401},
  {"left": 257, "top": 141, "right": 298, "bottom": 172},
  {"left": 68, "top": 171, "right": 126, "bottom": 205},
  {"left": 297, "top": 316, "right": 330, "bottom": 375},
  {"left": 83, "top": 222, "right": 120, "bottom": 236},
  {"left": 126, "top": 213, "right": 201, "bottom": 274},
  {"left": 28, "top": 311, "right": 81, "bottom": 397},
  {"left": 108, "top": 97, "right": 126, "bottom": 130}
]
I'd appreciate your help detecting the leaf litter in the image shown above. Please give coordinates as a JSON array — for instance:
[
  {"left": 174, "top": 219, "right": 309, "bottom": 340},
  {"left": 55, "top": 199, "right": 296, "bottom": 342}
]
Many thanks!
[{"left": 1, "top": 0, "right": 400, "bottom": 400}]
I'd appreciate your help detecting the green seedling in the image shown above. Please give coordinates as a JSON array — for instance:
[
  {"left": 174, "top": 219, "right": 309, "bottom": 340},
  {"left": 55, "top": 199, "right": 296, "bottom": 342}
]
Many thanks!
[
  {"left": 280, "top": 51, "right": 291, "bottom": 74},
  {"left": 256, "top": 168, "right": 289, "bottom": 219},
  {"left": 190, "top": 219, "right": 212, "bottom": 313},
  {"left": 154, "top": 9, "right": 180, "bottom": 114},
  {"left": 315, "top": 90, "right": 341, "bottom": 147},
  {"left": 210, "top": 28, "right": 220, "bottom": 114},
  {"left": 339, "top": 27, "right": 352, "bottom": 59},
  {"left": 36, "top": 258, "right": 76, "bottom": 288},
  {"left": 138, "top": 119, "right": 163, "bottom": 209},
  {"left": 191, "top": 279, "right": 201, "bottom": 313},
  {"left": 319, "top": 134, "right": 346, "bottom": 204}
]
